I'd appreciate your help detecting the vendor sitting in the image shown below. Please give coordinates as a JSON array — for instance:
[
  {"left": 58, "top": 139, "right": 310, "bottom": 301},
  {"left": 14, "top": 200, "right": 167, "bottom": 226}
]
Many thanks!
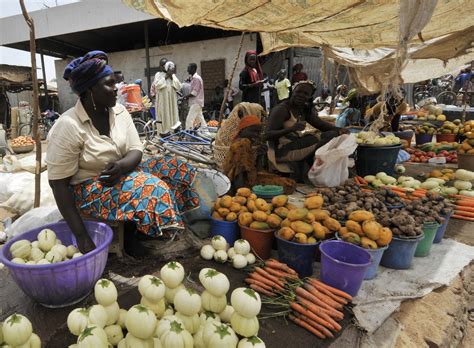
[
  {"left": 335, "top": 88, "right": 362, "bottom": 127},
  {"left": 46, "top": 51, "right": 199, "bottom": 254},
  {"left": 223, "top": 115, "right": 297, "bottom": 193},
  {"left": 365, "top": 93, "right": 409, "bottom": 131},
  {"left": 265, "top": 80, "right": 347, "bottom": 180}
]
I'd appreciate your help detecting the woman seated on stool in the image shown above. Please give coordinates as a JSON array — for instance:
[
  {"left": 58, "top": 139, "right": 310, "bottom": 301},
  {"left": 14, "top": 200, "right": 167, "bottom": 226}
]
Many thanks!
[
  {"left": 46, "top": 51, "right": 199, "bottom": 254},
  {"left": 265, "top": 80, "right": 347, "bottom": 181},
  {"left": 223, "top": 115, "right": 296, "bottom": 193}
]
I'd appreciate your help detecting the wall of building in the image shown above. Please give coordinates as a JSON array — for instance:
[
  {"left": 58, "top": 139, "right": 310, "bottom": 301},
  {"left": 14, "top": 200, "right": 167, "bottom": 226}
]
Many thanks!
[{"left": 56, "top": 34, "right": 257, "bottom": 112}]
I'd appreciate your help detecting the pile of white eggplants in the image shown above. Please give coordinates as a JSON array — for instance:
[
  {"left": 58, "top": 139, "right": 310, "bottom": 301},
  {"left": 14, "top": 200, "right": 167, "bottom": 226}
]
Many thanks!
[
  {"left": 0, "top": 313, "right": 41, "bottom": 347},
  {"left": 8, "top": 229, "right": 83, "bottom": 265},
  {"left": 200, "top": 236, "right": 256, "bottom": 269},
  {"left": 65, "top": 261, "right": 266, "bottom": 347}
]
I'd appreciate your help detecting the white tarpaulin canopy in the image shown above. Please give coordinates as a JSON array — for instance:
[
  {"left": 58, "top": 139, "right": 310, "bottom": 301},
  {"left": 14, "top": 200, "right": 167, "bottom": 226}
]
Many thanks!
[{"left": 123, "top": 0, "right": 474, "bottom": 91}]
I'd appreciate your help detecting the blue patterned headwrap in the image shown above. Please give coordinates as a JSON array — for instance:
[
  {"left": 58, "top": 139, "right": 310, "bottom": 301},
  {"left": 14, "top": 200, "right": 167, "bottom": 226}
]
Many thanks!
[{"left": 63, "top": 50, "right": 114, "bottom": 95}]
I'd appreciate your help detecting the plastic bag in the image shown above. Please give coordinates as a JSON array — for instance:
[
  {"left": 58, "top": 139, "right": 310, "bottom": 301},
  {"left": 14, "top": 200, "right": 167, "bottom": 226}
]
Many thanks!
[
  {"left": 5, "top": 206, "right": 63, "bottom": 239},
  {"left": 308, "top": 134, "right": 358, "bottom": 187}
]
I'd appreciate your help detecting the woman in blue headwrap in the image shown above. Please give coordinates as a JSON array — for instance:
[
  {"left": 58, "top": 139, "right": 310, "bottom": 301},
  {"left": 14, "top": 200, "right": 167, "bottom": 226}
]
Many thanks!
[{"left": 46, "top": 51, "right": 199, "bottom": 254}]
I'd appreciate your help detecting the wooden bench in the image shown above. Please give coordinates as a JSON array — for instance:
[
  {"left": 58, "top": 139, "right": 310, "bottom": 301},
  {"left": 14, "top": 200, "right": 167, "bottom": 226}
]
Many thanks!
[{"left": 80, "top": 215, "right": 125, "bottom": 258}]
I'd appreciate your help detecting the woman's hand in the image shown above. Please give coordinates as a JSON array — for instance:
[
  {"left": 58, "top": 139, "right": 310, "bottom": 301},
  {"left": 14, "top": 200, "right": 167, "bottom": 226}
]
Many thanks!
[
  {"left": 292, "top": 122, "right": 306, "bottom": 132},
  {"left": 76, "top": 233, "right": 96, "bottom": 254},
  {"left": 100, "top": 162, "right": 123, "bottom": 186}
]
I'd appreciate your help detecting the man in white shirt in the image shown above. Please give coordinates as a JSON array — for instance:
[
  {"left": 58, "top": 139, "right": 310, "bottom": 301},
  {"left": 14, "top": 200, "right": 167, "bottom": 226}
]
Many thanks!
[{"left": 185, "top": 63, "right": 207, "bottom": 130}]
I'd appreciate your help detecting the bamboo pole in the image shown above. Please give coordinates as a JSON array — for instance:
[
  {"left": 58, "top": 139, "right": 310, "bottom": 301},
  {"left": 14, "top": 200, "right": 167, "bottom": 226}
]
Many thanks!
[
  {"left": 20, "top": 0, "right": 41, "bottom": 208},
  {"left": 218, "top": 32, "right": 246, "bottom": 127}
]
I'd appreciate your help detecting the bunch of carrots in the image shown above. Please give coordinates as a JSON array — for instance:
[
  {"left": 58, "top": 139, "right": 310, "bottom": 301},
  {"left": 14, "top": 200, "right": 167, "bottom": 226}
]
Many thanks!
[
  {"left": 246, "top": 259, "right": 352, "bottom": 340},
  {"left": 355, "top": 176, "right": 427, "bottom": 200},
  {"left": 450, "top": 195, "right": 474, "bottom": 221}
]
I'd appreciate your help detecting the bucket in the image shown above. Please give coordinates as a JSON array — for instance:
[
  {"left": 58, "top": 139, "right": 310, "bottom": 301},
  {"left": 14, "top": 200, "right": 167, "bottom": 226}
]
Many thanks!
[
  {"left": 210, "top": 217, "right": 239, "bottom": 245},
  {"left": 380, "top": 234, "right": 424, "bottom": 269},
  {"left": 334, "top": 233, "right": 387, "bottom": 280},
  {"left": 436, "top": 133, "right": 457, "bottom": 143},
  {"left": 275, "top": 233, "right": 319, "bottom": 277},
  {"left": 240, "top": 224, "right": 275, "bottom": 260},
  {"left": 415, "top": 133, "right": 433, "bottom": 145},
  {"left": 433, "top": 212, "right": 453, "bottom": 243},
  {"left": 319, "top": 240, "right": 372, "bottom": 296},
  {"left": 415, "top": 222, "right": 439, "bottom": 257},
  {"left": 123, "top": 85, "right": 142, "bottom": 109},
  {"left": 355, "top": 144, "right": 402, "bottom": 176},
  {"left": 363, "top": 245, "right": 388, "bottom": 280}
]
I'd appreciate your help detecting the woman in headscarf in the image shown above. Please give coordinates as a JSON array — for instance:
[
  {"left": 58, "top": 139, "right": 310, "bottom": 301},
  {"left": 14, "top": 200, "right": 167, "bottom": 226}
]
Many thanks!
[
  {"left": 291, "top": 64, "right": 308, "bottom": 84},
  {"left": 46, "top": 51, "right": 199, "bottom": 254},
  {"left": 223, "top": 115, "right": 296, "bottom": 193},
  {"left": 239, "top": 51, "right": 264, "bottom": 104},
  {"left": 265, "top": 81, "right": 347, "bottom": 180}
]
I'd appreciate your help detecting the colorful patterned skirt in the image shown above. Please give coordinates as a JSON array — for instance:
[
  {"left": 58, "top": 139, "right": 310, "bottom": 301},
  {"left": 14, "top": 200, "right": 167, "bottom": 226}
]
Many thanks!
[{"left": 72, "top": 156, "right": 199, "bottom": 237}]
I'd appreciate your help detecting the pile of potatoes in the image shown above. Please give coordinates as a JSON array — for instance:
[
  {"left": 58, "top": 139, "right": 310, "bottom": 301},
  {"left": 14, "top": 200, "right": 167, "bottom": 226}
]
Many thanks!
[
  {"left": 338, "top": 210, "right": 393, "bottom": 249},
  {"left": 276, "top": 196, "right": 343, "bottom": 244},
  {"left": 212, "top": 187, "right": 295, "bottom": 231}
]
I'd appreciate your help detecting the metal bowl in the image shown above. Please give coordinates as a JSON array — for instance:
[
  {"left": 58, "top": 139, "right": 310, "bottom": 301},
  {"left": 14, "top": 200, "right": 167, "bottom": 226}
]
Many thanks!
[{"left": 11, "top": 144, "right": 35, "bottom": 154}]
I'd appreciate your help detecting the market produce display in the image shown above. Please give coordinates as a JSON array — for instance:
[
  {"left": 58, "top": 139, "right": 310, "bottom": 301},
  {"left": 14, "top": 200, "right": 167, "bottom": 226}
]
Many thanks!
[
  {"left": 64, "top": 264, "right": 267, "bottom": 347},
  {"left": 339, "top": 211, "right": 393, "bottom": 249},
  {"left": 8, "top": 228, "right": 82, "bottom": 265},
  {"left": 414, "top": 122, "right": 437, "bottom": 135},
  {"left": 1, "top": 313, "right": 41, "bottom": 347},
  {"left": 10, "top": 135, "right": 35, "bottom": 147},
  {"left": 437, "top": 120, "right": 461, "bottom": 134},
  {"left": 314, "top": 182, "right": 389, "bottom": 222},
  {"left": 406, "top": 143, "right": 458, "bottom": 163},
  {"left": 246, "top": 258, "right": 351, "bottom": 340},
  {"left": 458, "top": 131, "right": 474, "bottom": 155},
  {"left": 416, "top": 104, "right": 444, "bottom": 120},
  {"left": 200, "top": 237, "right": 256, "bottom": 269},
  {"left": 355, "top": 131, "right": 401, "bottom": 146},
  {"left": 275, "top": 196, "right": 342, "bottom": 244}
]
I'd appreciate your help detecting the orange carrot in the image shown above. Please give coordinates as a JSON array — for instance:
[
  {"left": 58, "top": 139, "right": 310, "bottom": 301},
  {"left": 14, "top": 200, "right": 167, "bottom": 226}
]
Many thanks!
[
  {"left": 265, "top": 259, "right": 298, "bottom": 275},
  {"left": 357, "top": 176, "right": 368, "bottom": 185},
  {"left": 291, "top": 303, "right": 337, "bottom": 332},
  {"left": 249, "top": 284, "right": 276, "bottom": 297},
  {"left": 296, "top": 296, "right": 342, "bottom": 331},
  {"left": 454, "top": 210, "right": 474, "bottom": 218},
  {"left": 454, "top": 205, "right": 474, "bottom": 212},
  {"left": 455, "top": 200, "right": 474, "bottom": 207},
  {"left": 307, "top": 279, "right": 353, "bottom": 301},
  {"left": 248, "top": 272, "right": 285, "bottom": 292},
  {"left": 303, "top": 283, "right": 345, "bottom": 309},
  {"left": 245, "top": 278, "right": 273, "bottom": 292},
  {"left": 289, "top": 314, "right": 326, "bottom": 339},
  {"left": 295, "top": 287, "right": 344, "bottom": 320},
  {"left": 292, "top": 312, "right": 334, "bottom": 338},
  {"left": 452, "top": 214, "right": 474, "bottom": 221},
  {"left": 254, "top": 267, "right": 286, "bottom": 287},
  {"left": 450, "top": 194, "right": 474, "bottom": 200},
  {"left": 388, "top": 186, "right": 406, "bottom": 192},
  {"left": 263, "top": 266, "right": 298, "bottom": 280}
]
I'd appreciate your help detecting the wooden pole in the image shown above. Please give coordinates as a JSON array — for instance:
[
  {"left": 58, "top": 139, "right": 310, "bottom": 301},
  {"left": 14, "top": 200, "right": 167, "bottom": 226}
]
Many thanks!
[
  {"left": 218, "top": 32, "right": 245, "bottom": 127},
  {"left": 20, "top": 0, "right": 41, "bottom": 208},
  {"left": 40, "top": 49, "right": 49, "bottom": 111},
  {"left": 144, "top": 22, "right": 152, "bottom": 95}
]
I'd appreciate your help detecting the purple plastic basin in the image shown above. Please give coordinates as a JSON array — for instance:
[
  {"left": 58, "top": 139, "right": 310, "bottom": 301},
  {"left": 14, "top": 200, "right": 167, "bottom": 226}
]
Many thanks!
[
  {"left": 0, "top": 221, "right": 113, "bottom": 308},
  {"left": 320, "top": 240, "right": 372, "bottom": 296}
]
